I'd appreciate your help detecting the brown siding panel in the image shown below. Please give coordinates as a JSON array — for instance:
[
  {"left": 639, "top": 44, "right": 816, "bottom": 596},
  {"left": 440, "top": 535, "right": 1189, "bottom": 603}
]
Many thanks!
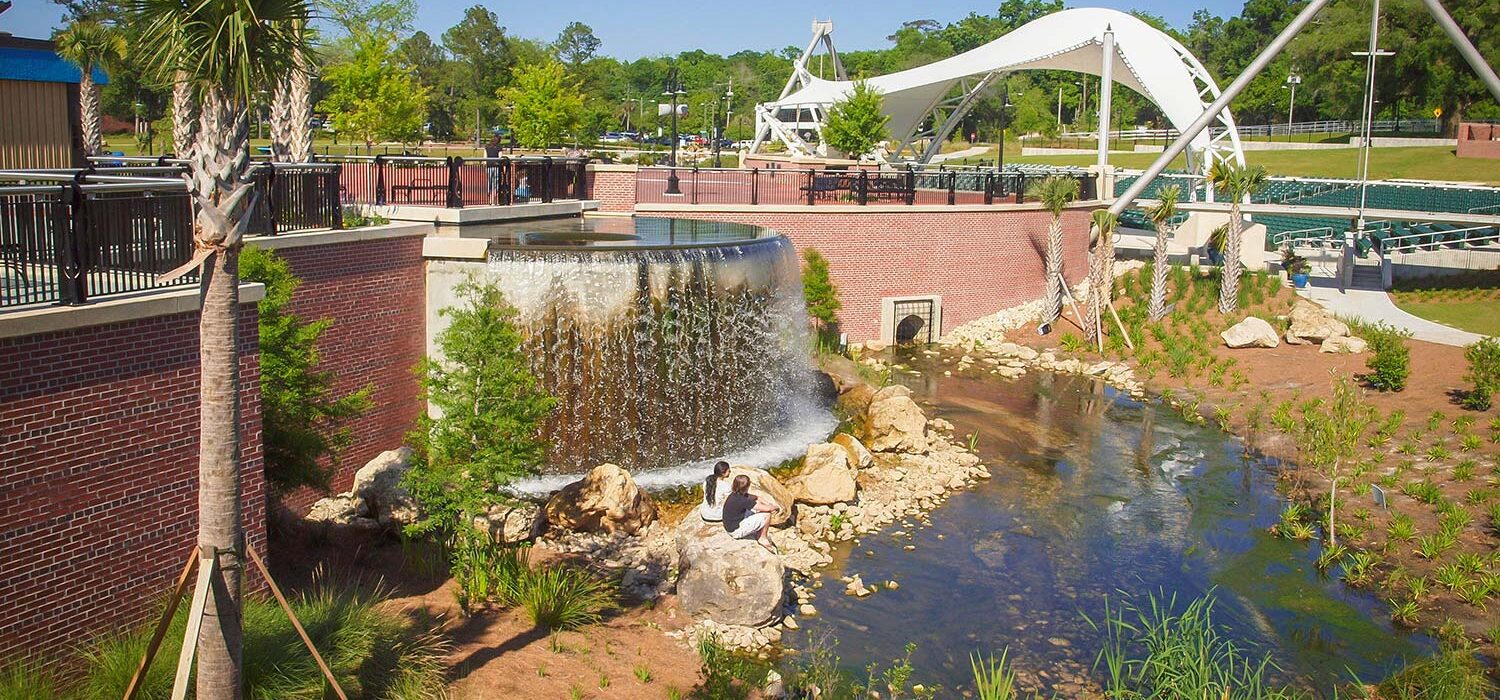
[{"left": 0, "top": 80, "right": 75, "bottom": 169}]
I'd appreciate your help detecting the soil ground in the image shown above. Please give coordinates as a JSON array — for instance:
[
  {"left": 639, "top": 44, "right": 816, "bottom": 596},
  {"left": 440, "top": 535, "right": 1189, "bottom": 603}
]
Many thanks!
[{"left": 269, "top": 521, "right": 707, "bottom": 700}]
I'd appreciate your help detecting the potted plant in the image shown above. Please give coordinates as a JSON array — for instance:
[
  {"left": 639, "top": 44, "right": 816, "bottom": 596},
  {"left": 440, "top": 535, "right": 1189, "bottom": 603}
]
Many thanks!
[{"left": 1281, "top": 245, "right": 1310, "bottom": 288}]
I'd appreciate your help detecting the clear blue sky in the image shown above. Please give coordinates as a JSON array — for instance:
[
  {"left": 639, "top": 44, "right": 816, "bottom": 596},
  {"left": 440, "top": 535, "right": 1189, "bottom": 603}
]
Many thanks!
[{"left": 4, "top": 0, "right": 1242, "bottom": 59}]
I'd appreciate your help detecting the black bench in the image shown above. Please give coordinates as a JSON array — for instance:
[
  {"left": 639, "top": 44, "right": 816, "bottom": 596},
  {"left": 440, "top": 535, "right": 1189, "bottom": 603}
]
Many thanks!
[
  {"left": 390, "top": 177, "right": 448, "bottom": 203},
  {"left": 799, "top": 175, "right": 852, "bottom": 200},
  {"left": 866, "top": 176, "right": 913, "bottom": 200}
]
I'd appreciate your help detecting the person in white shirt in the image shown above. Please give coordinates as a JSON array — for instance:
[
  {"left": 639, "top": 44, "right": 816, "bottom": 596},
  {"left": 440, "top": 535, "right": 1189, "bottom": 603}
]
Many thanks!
[{"left": 697, "top": 461, "right": 732, "bottom": 522}]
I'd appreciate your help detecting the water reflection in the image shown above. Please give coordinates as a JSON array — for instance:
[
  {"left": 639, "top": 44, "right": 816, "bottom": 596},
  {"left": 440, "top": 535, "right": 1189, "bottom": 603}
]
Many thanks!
[{"left": 784, "top": 355, "right": 1431, "bottom": 696}]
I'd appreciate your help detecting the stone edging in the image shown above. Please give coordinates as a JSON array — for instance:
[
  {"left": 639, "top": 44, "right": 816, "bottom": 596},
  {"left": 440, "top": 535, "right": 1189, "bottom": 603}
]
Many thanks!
[{"left": 0, "top": 283, "right": 265, "bottom": 340}]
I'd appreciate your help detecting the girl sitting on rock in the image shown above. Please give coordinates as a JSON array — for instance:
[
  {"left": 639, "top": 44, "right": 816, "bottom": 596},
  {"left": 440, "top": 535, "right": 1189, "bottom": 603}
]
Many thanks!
[
  {"left": 722, "top": 474, "right": 779, "bottom": 554},
  {"left": 698, "top": 461, "right": 732, "bottom": 522}
]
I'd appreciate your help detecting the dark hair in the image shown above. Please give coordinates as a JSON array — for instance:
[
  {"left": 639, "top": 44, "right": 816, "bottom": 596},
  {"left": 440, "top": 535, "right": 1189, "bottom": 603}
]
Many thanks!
[
  {"left": 731, "top": 474, "right": 751, "bottom": 494},
  {"left": 705, "top": 461, "right": 731, "bottom": 505}
]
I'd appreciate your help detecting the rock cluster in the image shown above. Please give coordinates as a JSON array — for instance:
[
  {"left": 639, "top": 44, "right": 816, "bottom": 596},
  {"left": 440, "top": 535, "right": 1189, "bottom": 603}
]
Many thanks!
[
  {"left": 544, "top": 463, "right": 658, "bottom": 535},
  {"left": 1284, "top": 299, "right": 1351, "bottom": 346},
  {"left": 306, "top": 448, "right": 419, "bottom": 530}
]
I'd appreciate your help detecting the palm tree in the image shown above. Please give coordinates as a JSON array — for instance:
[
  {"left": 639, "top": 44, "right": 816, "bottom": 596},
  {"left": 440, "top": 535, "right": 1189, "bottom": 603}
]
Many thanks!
[
  {"left": 134, "top": 0, "right": 309, "bottom": 695},
  {"left": 1030, "top": 175, "right": 1080, "bottom": 326},
  {"left": 172, "top": 73, "right": 197, "bottom": 159},
  {"left": 54, "top": 21, "right": 126, "bottom": 157},
  {"left": 1207, "top": 160, "right": 1268, "bottom": 314},
  {"left": 1085, "top": 209, "right": 1118, "bottom": 345},
  {"left": 269, "top": 21, "right": 314, "bottom": 162},
  {"left": 1145, "top": 184, "right": 1180, "bottom": 322}
]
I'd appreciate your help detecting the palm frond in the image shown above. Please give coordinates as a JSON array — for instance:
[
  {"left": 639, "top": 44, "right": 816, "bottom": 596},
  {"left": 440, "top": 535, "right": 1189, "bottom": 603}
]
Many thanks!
[
  {"left": 1028, "top": 175, "right": 1080, "bottom": 216},
  {"left": 1147, "top": 184, "right": 1180, "bottom": 224},
  {"left": 53, "top": 20, "right": 127, "bottom": 73},
  {"left": 131, "top": 0, "right": 312, "bottom": 101}
]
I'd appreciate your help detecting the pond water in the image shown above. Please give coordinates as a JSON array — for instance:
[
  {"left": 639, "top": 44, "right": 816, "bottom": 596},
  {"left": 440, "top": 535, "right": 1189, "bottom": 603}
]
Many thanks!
[{"left": 783, "top": 353, "right": 1433, "bottom": 696}]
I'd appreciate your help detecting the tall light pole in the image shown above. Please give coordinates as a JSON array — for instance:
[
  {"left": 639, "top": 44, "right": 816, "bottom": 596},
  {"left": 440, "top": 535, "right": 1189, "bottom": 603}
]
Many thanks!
[
  {"left": 716, "top": 80, "right": 733, "bottom": 168},
  {"left": 998, "top": 86, "right": 1016, "bottom": 172},
  {"left": 664, "top": 69, "right": 686, "bottom": 195},
  {"left": 1284, "top": 73, "right": 1300, "bottom": 141},
  {"left": 1353, "top": 0, "right": 1395, "bottom": 234}
]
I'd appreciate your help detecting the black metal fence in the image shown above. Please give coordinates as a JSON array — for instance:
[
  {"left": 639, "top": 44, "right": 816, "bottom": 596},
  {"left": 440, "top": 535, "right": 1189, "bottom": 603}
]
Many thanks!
[
  {"left": 327, "top": 155, "right": 590, "bottom": 208},
  {"left": 634, "top": 166, "right": 1096, "bottom": 206},
  {"left": 2, "top": 162, "right": 346, "bottom": 309}
]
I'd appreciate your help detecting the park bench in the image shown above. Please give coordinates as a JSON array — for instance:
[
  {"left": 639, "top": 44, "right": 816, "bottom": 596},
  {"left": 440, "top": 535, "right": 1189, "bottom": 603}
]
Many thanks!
[
  {"left": 799, "top": 174, "right": 851, "bottom": 200},
  {"left": 389, "top": 176, "right": 448, "bottom": 203},
  {"left": 866, "top": 176, "right": 913, "bottom": 201}
]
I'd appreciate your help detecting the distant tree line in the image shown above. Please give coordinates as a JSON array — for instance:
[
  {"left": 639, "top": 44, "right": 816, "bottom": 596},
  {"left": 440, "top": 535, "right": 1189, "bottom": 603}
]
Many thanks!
[{"left": 52, "top": 0, "right": 1499, "bottom": 151}]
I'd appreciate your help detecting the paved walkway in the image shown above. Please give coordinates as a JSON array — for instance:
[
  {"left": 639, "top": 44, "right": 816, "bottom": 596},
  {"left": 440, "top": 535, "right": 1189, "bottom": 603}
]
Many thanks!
[
  {"left": 929, "top": 146, "right": 992, "bottom": 163},
  {"left": 1297, "top": 275, "right": 1486, "bottom": 347}
]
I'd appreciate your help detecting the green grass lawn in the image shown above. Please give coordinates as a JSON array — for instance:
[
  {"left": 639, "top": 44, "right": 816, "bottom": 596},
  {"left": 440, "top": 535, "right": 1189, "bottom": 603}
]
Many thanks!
[
  {"left": 1008, "top": 146, "right": 1499, "bottom": 185},
  {"left": 1390, "top": 272, "right": 1500, "bottom": 336}
]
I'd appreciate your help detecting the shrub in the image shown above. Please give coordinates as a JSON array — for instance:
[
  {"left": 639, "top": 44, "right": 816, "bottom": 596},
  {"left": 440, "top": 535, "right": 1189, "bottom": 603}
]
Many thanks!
[
  {"left": 821, "top": 80, "right": 889, "bottom": 159},
  {"left": 241, "top": 247, "right": 372, "bottom": 494},
  {"left": 68, "top": 579, "right": 446, "bottom": 699},
  {"left": 405, "top": 277, "right": 556, "bottom": 544},
  {"left": 801, "top": 248, "right": 842, "bottom": 337},
  {"left": 1363, "top": 322, "right": 1412, "bottom": 391},
  {"left": 0, "top": 665, "right": 56, "bottom": 700},
  {"left": 449, "top": 531, "right": 531, "bottom": 615},
  {"left": 513, "top": 565, "right": 614, "bottom": 631},
  {"left": 1461, "top": 338, "right": 1500, "bottom": 410}
]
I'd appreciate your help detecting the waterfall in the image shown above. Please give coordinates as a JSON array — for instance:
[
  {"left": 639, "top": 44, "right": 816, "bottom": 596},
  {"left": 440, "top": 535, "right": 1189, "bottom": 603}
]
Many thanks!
[{"left": 483, "top": 218, "right": 836, "bottom": 489}]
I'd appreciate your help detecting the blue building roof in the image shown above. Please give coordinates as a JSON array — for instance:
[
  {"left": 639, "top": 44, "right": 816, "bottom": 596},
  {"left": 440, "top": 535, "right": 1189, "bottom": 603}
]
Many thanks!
[{"left": 0, "top": 46, "right": 110, "bottom": 85}]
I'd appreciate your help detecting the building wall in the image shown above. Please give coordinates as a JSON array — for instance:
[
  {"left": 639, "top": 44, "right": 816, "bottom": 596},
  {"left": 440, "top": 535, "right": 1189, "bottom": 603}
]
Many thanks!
[
  {"left": 0, "top": 302, "right": 264, "bottom": 667},
  {"left": 0, "top": 79, "right": 78, "bottom": 169},
  {"left": 253, "top": 229, "right": 427, "bottom": 513},
  {"left": 644, "top": 207, "right": 1093, "bottom": 341},
  {"left": 1457, "top": 122, "right": 1500, "bottom": 160}
]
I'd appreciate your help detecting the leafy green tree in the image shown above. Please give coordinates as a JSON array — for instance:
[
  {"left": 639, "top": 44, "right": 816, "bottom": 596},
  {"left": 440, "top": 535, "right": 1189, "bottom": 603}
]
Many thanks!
[
  {"left": 443, "top": 5, "right": 514, "bottom": 141},
  {"left": 1462, "top": 338, "right": 1500, "bottom": 410},
  {"left": 241, "top": 247, "right": 371, "bottom": 495},
  {"left": 320, "top": 31, "right": 430, "bottom": 151},
  {"left": 801, "top": 248, "right": 841, "bottom": 333},
  {"left": 555, "top": 21, "right": 601, "bottom": 68},
  {"left": 498, "top": 60, "right": 584, "bottom": 149},
  {"left": 822, "top": 80, "right": 889, "bottom": 159},
  {"left": 404, "top": 278, "right": 555, "bottom": 543}
]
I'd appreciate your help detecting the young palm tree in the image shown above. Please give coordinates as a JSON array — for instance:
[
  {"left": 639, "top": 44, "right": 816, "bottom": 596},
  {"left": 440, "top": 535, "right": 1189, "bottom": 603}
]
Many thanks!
[
  {"left": 1085, "top": 209, "right": 1119, "bottom": 345},
  {"left": 1207, "top": 160, "right": 1268, "bottom": 314},
  {"left": 172, "top": 72, "right": 197, "bottom": 159},
  {"left": 269, "top": 21, "right": 314, "bottom": 162},
  {"left": 1145, "top": 184, "right": 1181, "bottom": 322},
  {"left": 1030, "top": 175, "right": 1080, "bottom": 326},
  {"left": 134, "top": 0, "right": 310, "bottom": 695},
  {"left": 53, "top": 21, "right": 126, "bottom": 156}
]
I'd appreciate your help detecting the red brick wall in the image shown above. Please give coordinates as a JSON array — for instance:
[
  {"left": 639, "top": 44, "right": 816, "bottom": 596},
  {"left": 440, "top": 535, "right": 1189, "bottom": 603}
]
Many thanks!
[
  {"left": 0, "top": 304, "right": 265, "bottom": 667},
  {"left": 263, "top": 234, "right": 425, "bottom": 513},
  {"left": 1457, "top": 122, "right": 1500, "bottom": 160},
  {"left": 587, "top": 167, "right": 637, "bottom": 212},
  {"left": 649, "top": 208, "right": 1091, "bottom": 340}
]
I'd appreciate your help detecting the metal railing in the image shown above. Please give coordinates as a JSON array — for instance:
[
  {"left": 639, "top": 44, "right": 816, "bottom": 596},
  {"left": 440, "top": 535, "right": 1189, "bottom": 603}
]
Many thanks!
[
  {"left": 633, "top": 166, "right": 1095, "bottom": 206},
  {"left": 325, "top": 155, "right": 589, "bottom": 208},
  {"left": 2, "top": 162, "right": 346, "bottom": 309},
  {"left": 1, "top": 172, "right": 195, "bottom": 308}
]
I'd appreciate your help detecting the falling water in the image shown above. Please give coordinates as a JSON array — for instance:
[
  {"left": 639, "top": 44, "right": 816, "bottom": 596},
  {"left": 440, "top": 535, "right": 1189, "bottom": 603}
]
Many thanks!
[{"left": 479, "top": 217, "right": 836, "bottom": 488}]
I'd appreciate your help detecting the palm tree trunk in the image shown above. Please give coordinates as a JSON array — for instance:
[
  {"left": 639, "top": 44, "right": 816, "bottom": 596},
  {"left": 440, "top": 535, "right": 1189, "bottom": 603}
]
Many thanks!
[
  {"left": 270, "top": 53, "right": 314, "bottom": 162},
  {"left": 172, "top": 72, "right": 197, "bottom": 160},
  {"left": 1148, "top": 223, "right": 1171, "bottom": 322},
  {"left": 190, "top": 87, "right": 252, "bottom": 700},
  {"left": 1219, "top": 205, "right": 1243, "bottom": 314},
  {"left": 1086, "top": 232, "right": 1115, "bottom": 344},
  {"left": 79, "top": 70, "right": 101, "bottom": 156},
  {"left": 1044, "top": 216, "right": 1064, "bottom": 325}
]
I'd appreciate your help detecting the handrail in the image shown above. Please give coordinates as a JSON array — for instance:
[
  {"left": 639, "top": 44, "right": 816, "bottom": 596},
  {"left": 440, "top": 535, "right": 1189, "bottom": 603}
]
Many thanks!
[{"left": 1380, "top": 224, "right": 1500, "bottom": 254}]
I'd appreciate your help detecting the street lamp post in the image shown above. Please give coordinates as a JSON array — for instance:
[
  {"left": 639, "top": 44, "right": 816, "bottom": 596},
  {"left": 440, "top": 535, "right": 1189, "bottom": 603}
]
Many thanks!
[
  {"left": 664, "top": 70, "right": 686, "bottom": 195},
  {"left": 716, "top": 80, "right": 733, "bottom": 168},
  {"left": 1284, "top": 73, "right": 1300, "bottom": 141},
  {"left": 998, "top": 86, "right": 1016, "bottom": 173}
]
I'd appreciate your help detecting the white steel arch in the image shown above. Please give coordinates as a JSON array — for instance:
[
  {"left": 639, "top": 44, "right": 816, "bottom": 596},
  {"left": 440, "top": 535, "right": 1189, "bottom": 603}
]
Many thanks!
[{"left": 752, "top": 8, "right": 1245, "bottom": 178}]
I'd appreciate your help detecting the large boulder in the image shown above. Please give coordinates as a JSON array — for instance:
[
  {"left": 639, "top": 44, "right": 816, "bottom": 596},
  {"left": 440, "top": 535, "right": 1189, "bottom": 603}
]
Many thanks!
[
  {"left": 675, "top": 517, "right": 785, "bottom": 627},
  {"left": 786, "top": 443, "right": 858, "bottom": 505},
  {"left": 727, "top": 466, "right": 795, "bottom": 526},
  {"left": 477, "top": 501, "right": 545, "bottom": 543},
  {"left": 1320, "top": 336, "right": 1369, "bottom": 354},
  {"left": 351, "top": 447, "right": 419, "bottom": 528},
  {"left": 544, "top": 464, "right": 658, "bottom": 535},
  {"left": 1221, "top": 316, "right": 1280, "bottom": 349},
  {"left": 306, "top": 493, "right": 368, "bottom": 526},
  {"left": 831, "top": 433, "right": 874, "bottom": 469},
  {"left": 866, "top": 394, "right": 929, "bottom": 453},
  {"left": 1285, "top": 300, "right": 1350, "bottom": 345}
]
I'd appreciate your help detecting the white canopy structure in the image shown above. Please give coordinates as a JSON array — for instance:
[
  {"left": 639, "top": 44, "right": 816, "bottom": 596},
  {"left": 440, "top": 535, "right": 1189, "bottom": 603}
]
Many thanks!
[{"left": 751, "top": 8, "right": 1246, "bottom": 178}]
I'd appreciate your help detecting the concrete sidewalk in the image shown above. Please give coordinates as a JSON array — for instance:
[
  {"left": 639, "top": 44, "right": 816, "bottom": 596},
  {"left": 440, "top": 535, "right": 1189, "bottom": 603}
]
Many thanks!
[{"left": 1297, "top": 276, "right": 1486, "bottom": 347}]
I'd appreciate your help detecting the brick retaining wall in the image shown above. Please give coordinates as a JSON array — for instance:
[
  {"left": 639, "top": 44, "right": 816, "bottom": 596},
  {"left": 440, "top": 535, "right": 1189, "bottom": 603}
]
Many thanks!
[
  {"left": 646, "top": 207, "right": 1092, "bottom": 341},
  {"left": 255, "top": 231, "right": 427, "bottom": 514},
  {"left": 0, "top": 303, "right": 265, "bottom": 667}
]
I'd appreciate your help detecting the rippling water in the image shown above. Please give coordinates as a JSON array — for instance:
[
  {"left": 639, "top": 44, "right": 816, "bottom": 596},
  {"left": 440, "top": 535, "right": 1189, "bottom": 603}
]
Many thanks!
[{"left": 783, "top": 354, "right": 1432, "bottom": 696}]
